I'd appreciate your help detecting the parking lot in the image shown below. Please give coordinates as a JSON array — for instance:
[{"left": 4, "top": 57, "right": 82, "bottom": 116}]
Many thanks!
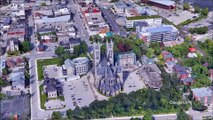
[
  {"left": 123, "top": 70, "right": 146, "bottom": 94},
  {"left": 0, "top": 95, "right": 30, "bottom": 120},
  {"left": 63, "top": 75, "right": 96, "bottom": 109}
]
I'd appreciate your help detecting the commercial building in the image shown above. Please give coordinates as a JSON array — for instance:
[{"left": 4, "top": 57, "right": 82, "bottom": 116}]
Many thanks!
[
  {"left": 136, "top": 25, "right": 179, "bottom": 43},
  {"left": 72, "top": 57, "right": 90, "bottom": 75},
  {"left": 117, "top": 51, "right": 136, "bottom": 69},
  {"left": 191, "top": 87, "right": 213, "bottom": 106},
  {"left": 139, "top": 64, "right": 162, "bottom": 91},
  {"left": 81, "top": 4, "right": 109, "bottom": 37},
  {"left": 141, "top": 0, "right": 176, "bottom": 10},
  {"left": 63, "top": 57, "right": 90, "bottom": 76},
  {"left": 125, "top": 16, "right": 162, "bottom": 28}
]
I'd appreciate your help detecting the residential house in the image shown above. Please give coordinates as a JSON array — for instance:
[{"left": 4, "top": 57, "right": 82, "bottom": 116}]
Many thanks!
[
  {"left": 43, "top": 78, "right": 63, "bottom": 98},
  {"left": 192, "top": 87, "right": 213, "bottom": 106},
  {"left": 141, "top": 55, "right": 155, "bottom": 65},
  {"left": 209, "top": 69, "right": 213, "bottom": 82},
  {"left": 9, "top": 71, "right": 25, "bottom": 90}
]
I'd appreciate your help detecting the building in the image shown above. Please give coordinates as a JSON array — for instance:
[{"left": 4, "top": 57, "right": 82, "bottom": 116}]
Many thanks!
[
  {"left": 114, "top": 1, "right": 128, "bottom": 15},
  {"left": 9, "top": 71, "right": 25, "bottom": 90},
  {"left": 191, "top": 87, "right": 213, "bottom": 106},
  {"left": 117, "top": 51, "right": 136, "bottom": 68},
  {"left": 136, "top": 25, "right": 179, "bottom": 43},
  {"left": 63, "top": 57, "right": 90, "bottom": 76},
  {"left": 139, "top": 64, "right": 162, "bottom": 91},
  {"left": 81, "top": 4, "right": 109, "bottom": 37},
  {"left": 209, "top": 69, "right": 213, "bottom": 82},
  {"left": 93, "top": 40, "right": 124, "bottom": 96},
  {"left": 63, "top": 59, "right": 75, "bottom": 76},
  {"left": 72, "top": 57, "right": 90, "bottom": 75},
  {"left": 125, "top": 16, "right": 162, "bottom": 28},
  {"left": 141, "top": 55, "right": 155, "bottom": 65},
  {"left": 43, "top": 78, "right": 63, "bottom": 99},
  {"left": 142, "top": 0, "right": 176, "bottom": 10},
  {"left": 6, "top": 38, "right": 19, "bottom": 52},
  {"left": 6, "top": 23, "right": 26, "bottom": 42}
]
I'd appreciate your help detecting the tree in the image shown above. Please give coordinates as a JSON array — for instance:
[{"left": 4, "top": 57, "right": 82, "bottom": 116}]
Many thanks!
[
  {"left": 192, "top": 100, "right": 207, "bottom": 111},
  {"left": 20, "top": 41, "right": 31, "bottom": 53},
  {"left": 192, "top": 64, "right": 208, "bottom": 75},
  {"left": 143, "top": 112, "right": 153, "bottom": 120},
  {"left": 55, "top": 46, "right": 65, "bottom": 57},
  {"left": 52, "top": 111, "right": 62, "bottom": 120},
  {"left": 194, "top": 6, "right": 200, "bottom": 13},
  {"left": 201, "top": 8, "right": 208, "bottom": 16},
  {"left": 183, "top": 3, "right": 190, "bottom": 10},
  {"left": 0, "top": 93, "right": 5, "bottom": 100},
  {"left": 146, "top": 48, "right": 154, "bottom": 58},
  {"left": 2, "top": 68, "right": 8, "bottom": 75},
  {"left": 177, "top": 110, "right": 190, "bottom": 120},
  {"left": 66, "top": 109, "right": 73, "bottom": 119},
  {"left": 185, "top": 35, "right": 191, "bottom": 42}
]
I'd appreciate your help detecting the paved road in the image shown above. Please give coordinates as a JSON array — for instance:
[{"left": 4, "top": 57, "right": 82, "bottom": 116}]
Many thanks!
[{"left": 27, "top": 52, "right": 69, "bottom": 120}]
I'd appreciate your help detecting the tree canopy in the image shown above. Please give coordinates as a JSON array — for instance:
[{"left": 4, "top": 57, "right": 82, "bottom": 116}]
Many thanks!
[{"left": 20, "top": 41, "right": 31, "bottom": 53}]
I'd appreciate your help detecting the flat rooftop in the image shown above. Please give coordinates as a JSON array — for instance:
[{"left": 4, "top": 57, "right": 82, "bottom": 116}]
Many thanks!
[{"left": 126, "top": 15, "right": 161, "bottom": 20}]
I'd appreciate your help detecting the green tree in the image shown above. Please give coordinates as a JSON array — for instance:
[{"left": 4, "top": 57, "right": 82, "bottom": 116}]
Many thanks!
[
  {"left": 20, "top": 41, "right": 31, "bottom": 53},
  {"left": 66, "top": 109, "right": 73, "bottom": 119},
  {"left": 192, "top": 99, "right": 207, "bottom": 111},
  {"left": 146, "top": 48, "right": 155, "bottom": 58},
  {"left": 0, "top": 93, "right": 5, "bottom": 100},
  {"left": 55, "top": 46, "right": 65, "bottom": 57},
  {"left": 185, "top": 35, "right": 191, "bottom": 42},
  {"left": 143, "top": 112, "right": 153, "bottom": 120},
  {"left": 2, "top": 68, "right": 8, "bottom": 75},
  {"left": 52, "top": 111, "right": 62, "bottom": 120},
  {"left": 183, "top": 3, "right": 190, "bottom": 10},
  {"left": 194, "top": 6, "right": 200, "bottom": 13},
  {"left": 40, "top": 2, "right": 46, "bottom": 6},
  {"left": 192, "top": 64, "right": 208, "bottom": 75},
  {"left": 201, "top": 8, "right": 209, "bottom": 16},
  {"left": 177, "top": 110, "right": 190, "bottom": 120}
]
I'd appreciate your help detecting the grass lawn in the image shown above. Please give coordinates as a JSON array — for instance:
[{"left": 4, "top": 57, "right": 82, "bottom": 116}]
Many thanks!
[
  {"left": 126, "top": 15, "right": 161, "bottom": 20},
  {"left": 37, "top": 58, "right": 60, "bottom": 81},
  {"left": 39, "top": 85, "right": 47, "bottom": 110},
  {"left": 58, "top": 96, "right": 65, "bottom": 101}
]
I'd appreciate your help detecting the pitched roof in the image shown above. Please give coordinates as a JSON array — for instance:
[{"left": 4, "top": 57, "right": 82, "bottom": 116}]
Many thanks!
[{"left": 192, "top": 87, "right": 213, "bottom": 97}]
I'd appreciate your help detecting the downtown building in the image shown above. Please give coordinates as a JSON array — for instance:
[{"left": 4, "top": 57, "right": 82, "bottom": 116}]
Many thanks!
[{"left": 136, "top": 25, "right": 179, "bottom": 43}]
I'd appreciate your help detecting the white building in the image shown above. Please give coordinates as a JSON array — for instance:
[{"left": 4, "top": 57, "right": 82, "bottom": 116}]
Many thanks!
[
  {"left": 136, "top": 24, "right": 179, "bottom": 43},
  {"left": 72, "top": 57, "right": 90, "bottom": 75},
  {"left": 63, "top": 57, "right": 90, "bottom": 76},
  {"left": 125, "top": 17, "right": 162, "bottom": 28}
]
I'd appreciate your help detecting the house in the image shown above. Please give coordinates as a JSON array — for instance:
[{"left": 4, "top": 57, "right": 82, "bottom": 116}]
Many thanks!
[
  {"left": 209, "top": 69, "right": 213, "bottom": 82},
  {"left": 173, "top": 64, "right": 186, "bottom": 73},
  {"left": 37, "top": 42, "right": 45, "bottom": 52},
  {"left": 161, "top": 51, "right": 176, "bottom": 62},
  {"left": 43, "top": 78, "right": 63, "bottom": 98},
  {"left": 182, "top": 77, "right": 195, "bottom": 86},
  {"left": 141, "top": 55, "right": 155, "bottom": 65},
  {"left": 139, "top": 64, "right": 162, "bottom": 91},
  {"left": 191, "top": 87, "right": 213, "bottom": 106},
  {"left": 164, "top": 61, "right": 176, "bottom": 72},
  {"left": 6, "top": 58, "right": 25, "bottom": 71},
  {"left": 9, "top": 71, "right": 25, "bottom": 90},
  {"left": 189, "top": 47, "right": 196, "bottom": 53}
]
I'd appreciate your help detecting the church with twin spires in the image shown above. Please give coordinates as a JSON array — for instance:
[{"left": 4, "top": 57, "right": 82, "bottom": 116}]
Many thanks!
[{"left": 93, "top": 39, "right": 124, "bottom": 96}]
